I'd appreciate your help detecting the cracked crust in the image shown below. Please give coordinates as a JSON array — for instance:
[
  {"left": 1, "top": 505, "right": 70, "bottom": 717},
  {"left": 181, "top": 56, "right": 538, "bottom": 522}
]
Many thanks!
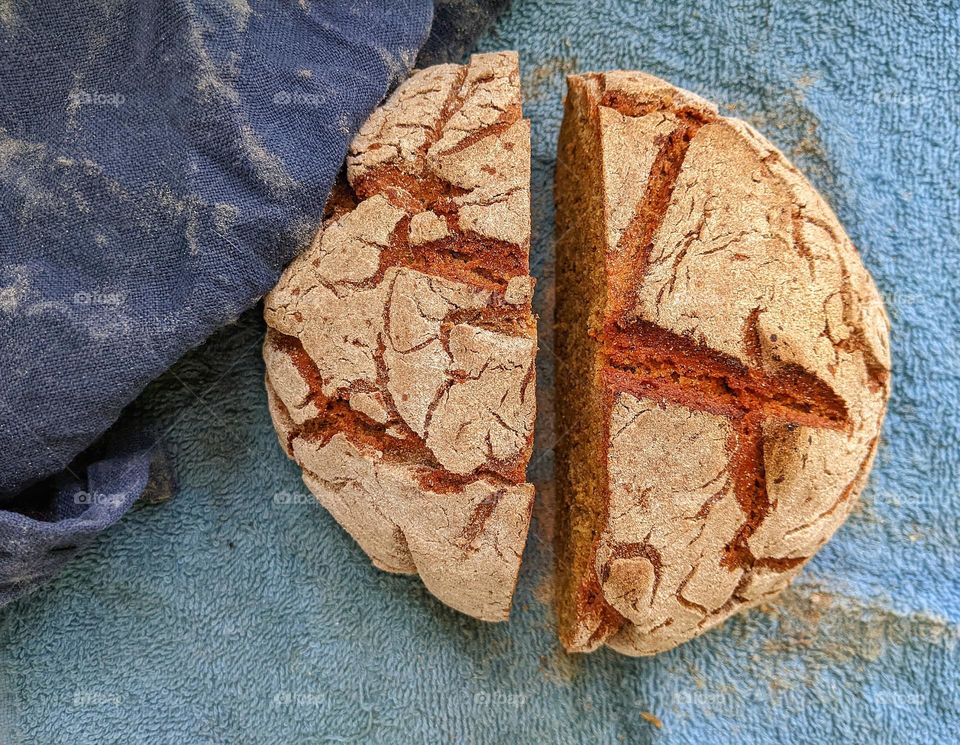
[
  {"left": 555, "top": 72, "right": 891, "bottom": 655},
  {"left": 264, "top": 52, "right": 536, "bottom": 622}
]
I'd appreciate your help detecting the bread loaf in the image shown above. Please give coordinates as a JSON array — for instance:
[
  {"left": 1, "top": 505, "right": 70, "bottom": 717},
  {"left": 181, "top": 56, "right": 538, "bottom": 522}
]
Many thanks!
[
  {"left": 264, "top": 52, "right": 536, "bottom": 622},
  {"left": 554, "top": 72, "right": 891, "bottom": 655}
]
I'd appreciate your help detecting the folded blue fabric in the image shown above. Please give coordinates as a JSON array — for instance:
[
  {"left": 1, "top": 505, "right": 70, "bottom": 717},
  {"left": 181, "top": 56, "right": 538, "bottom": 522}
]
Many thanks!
[{"left": 0, "top": 0, "right": 442, "bottom": 602}]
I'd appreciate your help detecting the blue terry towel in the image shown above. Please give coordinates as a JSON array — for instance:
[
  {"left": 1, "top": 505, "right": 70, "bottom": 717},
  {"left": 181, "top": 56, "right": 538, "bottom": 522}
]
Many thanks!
[
  {"left": 0, "top": 0, "right": 510, "bottom": 604},
  {"left": 1, "top": 1, "right": 958, "bottom": 744}
]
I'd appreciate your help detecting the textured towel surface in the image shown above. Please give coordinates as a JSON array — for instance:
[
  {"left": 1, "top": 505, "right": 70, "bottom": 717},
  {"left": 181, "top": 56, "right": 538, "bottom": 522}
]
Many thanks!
[{"left": 2, "top": 1, "right": 959, "bottom": 743}]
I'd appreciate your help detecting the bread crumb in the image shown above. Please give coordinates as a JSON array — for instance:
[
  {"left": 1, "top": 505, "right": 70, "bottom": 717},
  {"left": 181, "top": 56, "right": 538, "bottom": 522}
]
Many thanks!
[{"left": 640, "top": 711, "right": 662, "bottom": 729}]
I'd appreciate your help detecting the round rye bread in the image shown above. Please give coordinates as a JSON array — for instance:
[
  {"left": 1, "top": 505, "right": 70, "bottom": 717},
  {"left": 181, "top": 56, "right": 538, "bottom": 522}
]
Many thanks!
[
  {"left": 554, "top": 72, "right": 891, "bottom": 655},
  {"left": 263, "top": 52, "right": 537, "bottom": 622}
]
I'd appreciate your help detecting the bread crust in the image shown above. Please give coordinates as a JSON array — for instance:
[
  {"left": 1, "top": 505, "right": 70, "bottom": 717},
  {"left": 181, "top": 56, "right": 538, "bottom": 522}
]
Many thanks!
[
  {"left": 555, "top": 72, "right": 891, "bottom": 655},
  {"left": 264, "top": 52, "right": 536, "bottom": 622}
]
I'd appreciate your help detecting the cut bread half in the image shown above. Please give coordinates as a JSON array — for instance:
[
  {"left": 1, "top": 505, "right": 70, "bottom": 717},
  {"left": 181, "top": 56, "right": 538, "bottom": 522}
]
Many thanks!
[
  {"left": 264, "top": 52, "right": 537, "bottom": 622},
  {"left": 554, "top": 71, "right": 890, "bottom": 655}
]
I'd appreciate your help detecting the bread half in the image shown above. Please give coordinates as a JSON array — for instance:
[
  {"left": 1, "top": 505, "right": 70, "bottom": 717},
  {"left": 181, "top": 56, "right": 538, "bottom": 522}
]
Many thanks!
[
  {"left": 554, "top": 72, "right": 891, "bottom": 655},
  {"left": 264, "top": 52, "right": 536, "bottom": 622}
]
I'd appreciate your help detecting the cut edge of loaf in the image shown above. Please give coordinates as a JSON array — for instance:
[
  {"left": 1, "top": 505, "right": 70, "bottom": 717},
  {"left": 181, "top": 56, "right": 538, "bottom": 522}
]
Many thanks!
[{"left": 555, "top": 74, "right": 620, "bottom": 650}]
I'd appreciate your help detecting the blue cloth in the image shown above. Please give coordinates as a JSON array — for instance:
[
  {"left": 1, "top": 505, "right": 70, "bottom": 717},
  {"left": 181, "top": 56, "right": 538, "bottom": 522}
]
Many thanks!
[
  {"left": 0, "top": 0, "right": 436, "bottom": 602},
  {"left": 1, "top": 1, "right": 958, "bottom": 743}
]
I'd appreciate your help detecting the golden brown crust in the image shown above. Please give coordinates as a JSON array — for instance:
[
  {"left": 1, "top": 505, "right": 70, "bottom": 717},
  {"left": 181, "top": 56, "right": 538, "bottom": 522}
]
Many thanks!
[
  {"left": 555, "top": 71, "right": 891, "bottom": 655},
  {"left": 263, "top": 52, "right": 536, "bottom": 622}
]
